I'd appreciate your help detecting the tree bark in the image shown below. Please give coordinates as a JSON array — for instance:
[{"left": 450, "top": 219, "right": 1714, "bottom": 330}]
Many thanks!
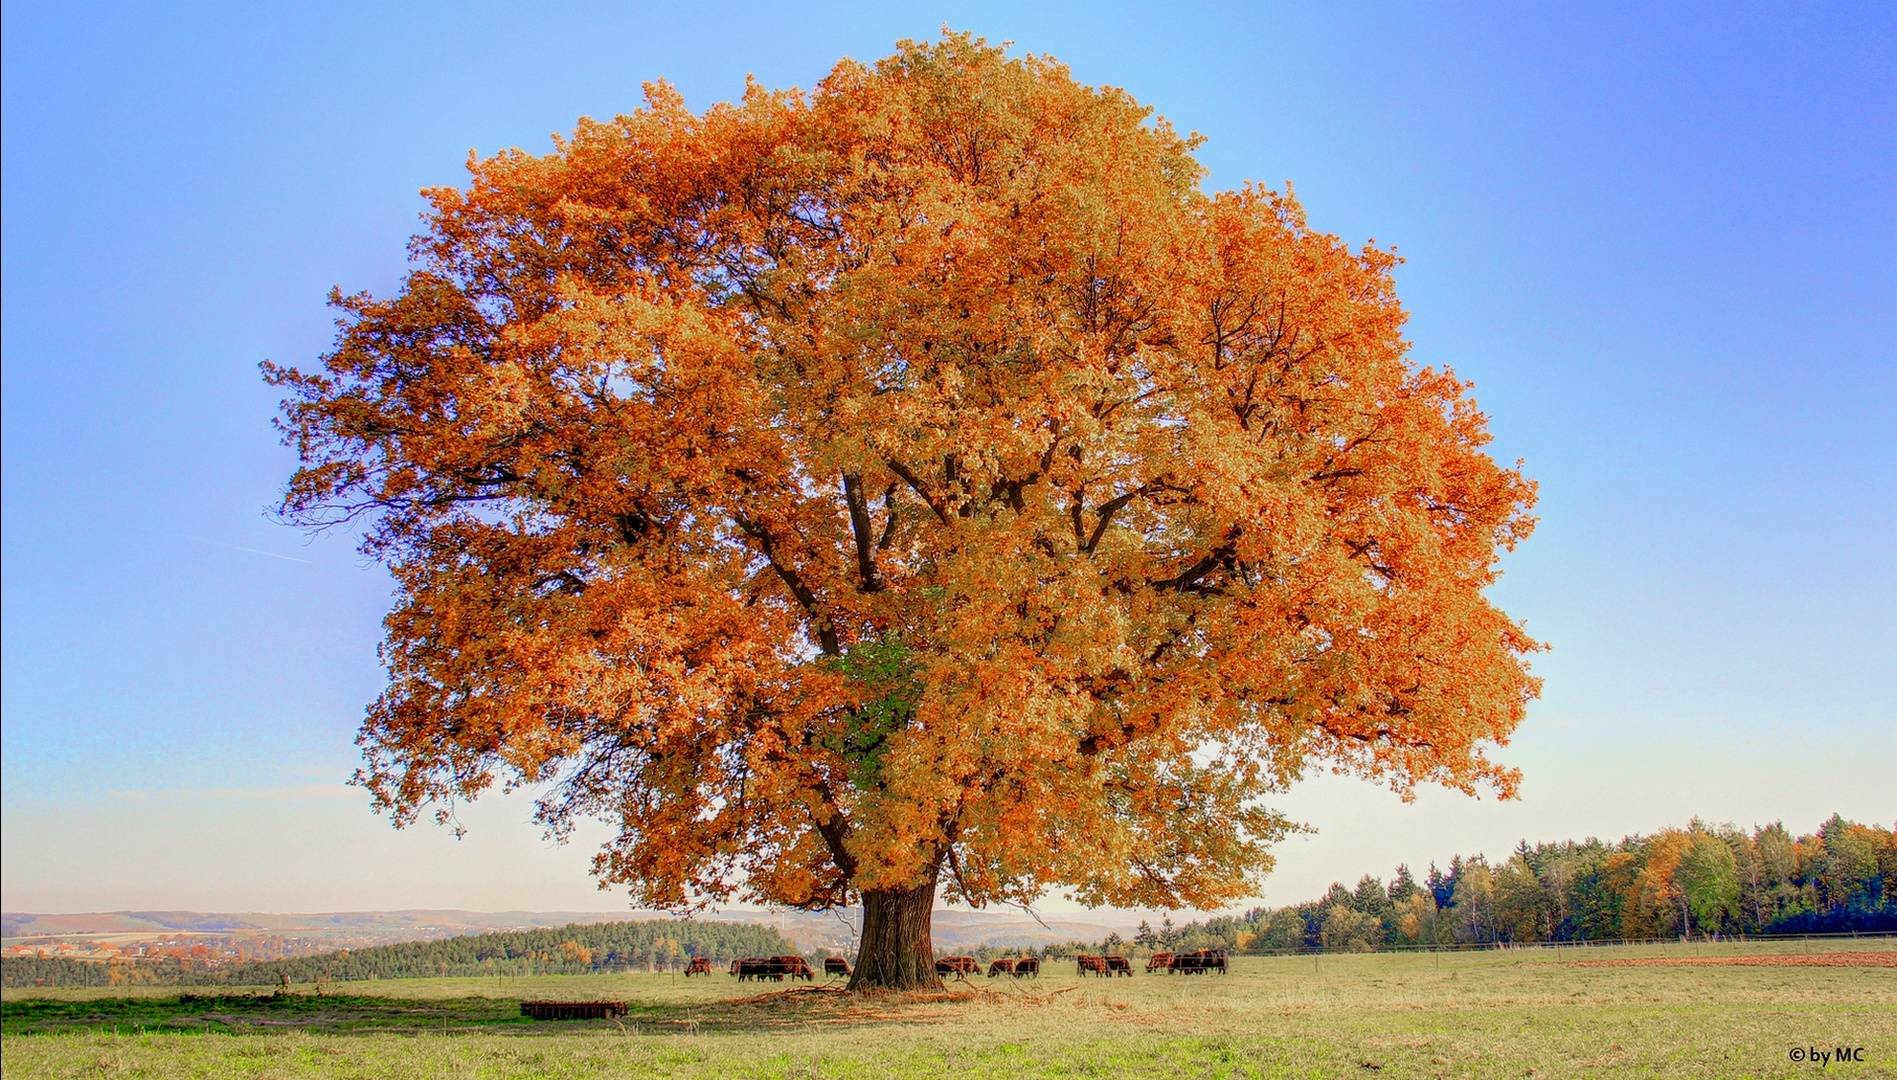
[{"left": 847, "top": 876, "right": 943, "bottom": 991}]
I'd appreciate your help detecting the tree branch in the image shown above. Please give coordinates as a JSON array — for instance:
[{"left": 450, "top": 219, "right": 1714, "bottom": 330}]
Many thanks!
[
  {"left": 732, "top": 512, "right": 840, "bottom": 655},
  {"left": 808, "top": 778, "right": 859, "bottom": 880},
  {"left": 841, "top": 472, "right": 883, "bottom": 592},
  {"left": 887, "top": 459, "right": 952, "bottom": 525},
  {"left": 1149, "top": 525, "right": 1244, "bottom": 593},
  {"left": 1084, "top": 484, "right": 1155, "bottom": 554},
  {"left": 876, "top": 484, "right": 900, "bottom": 550}
]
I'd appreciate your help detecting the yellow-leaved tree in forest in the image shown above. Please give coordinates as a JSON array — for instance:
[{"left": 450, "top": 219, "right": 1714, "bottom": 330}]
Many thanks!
[{"left": 268, "top": 34, "right": 1540, "bottom": 990}]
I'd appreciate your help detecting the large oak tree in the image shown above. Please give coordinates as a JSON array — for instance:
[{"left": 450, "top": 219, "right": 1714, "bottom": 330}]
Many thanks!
[{"left": 270, "top": 35, "right": 1540, "bottom": 990}]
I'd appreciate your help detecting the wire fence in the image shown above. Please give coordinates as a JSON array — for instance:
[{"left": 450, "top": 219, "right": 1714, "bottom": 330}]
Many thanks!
[{"left": 1245, "top": 929, "right": 1896, "bottom": 958}]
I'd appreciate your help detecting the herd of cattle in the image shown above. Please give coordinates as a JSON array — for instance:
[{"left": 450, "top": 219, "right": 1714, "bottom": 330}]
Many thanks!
[
  {"left": 1075, "top": 951, "right": 1228, "bottom": 976},
  {"left": 705, "top": 948, "right": 1228, "bottom": 982},
  {"left": 713, "top": 956, "right": 818, "bottom": 981},
  {"left": 1143, "top": 949, "right": 1230, "bottom": 974}
]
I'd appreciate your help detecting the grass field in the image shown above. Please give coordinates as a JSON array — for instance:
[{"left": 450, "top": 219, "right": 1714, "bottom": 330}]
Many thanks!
[{"left": 3, "top": 939, "right": 1892, "bottom": 1078}]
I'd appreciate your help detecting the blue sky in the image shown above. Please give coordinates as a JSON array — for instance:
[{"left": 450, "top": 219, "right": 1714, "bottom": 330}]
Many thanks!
[{"left": 3, "top": 1, "right": 1891, "bottom": 915}]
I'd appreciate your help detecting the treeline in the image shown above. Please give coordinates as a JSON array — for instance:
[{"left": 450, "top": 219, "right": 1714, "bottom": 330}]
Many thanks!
[
  {"left": 214, "top": 919, "right": 795, "bottom": 984},
  {"left": 1, "top": 955, "right": 219, "bottom": 989},
  {"left": 3, "top": 920, "right": 795, "bottom": 988},
  {"left": 1, "top": 957, "right": 132, "bottom": 989},
  {"left": 1143, "top": 814, "right": 1897, "bottom": 954}
]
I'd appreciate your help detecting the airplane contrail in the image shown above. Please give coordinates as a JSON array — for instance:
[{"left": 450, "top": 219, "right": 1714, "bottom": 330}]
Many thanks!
[{"left": 188, "top": 538, "right": 313, "bottom": 564}]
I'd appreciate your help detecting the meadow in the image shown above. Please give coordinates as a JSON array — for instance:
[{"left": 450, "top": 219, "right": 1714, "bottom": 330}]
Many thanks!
[{"left": 3, "top": 939, "right": 1891, "bottom": 1078}]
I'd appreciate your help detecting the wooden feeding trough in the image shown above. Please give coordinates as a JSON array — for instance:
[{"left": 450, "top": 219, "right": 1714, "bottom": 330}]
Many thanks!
[{"left": 520, "top": 1000, "right": 629, "bottom": 1021}]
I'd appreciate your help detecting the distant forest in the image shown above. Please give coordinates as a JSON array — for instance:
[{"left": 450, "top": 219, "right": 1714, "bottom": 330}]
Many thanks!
[
  {"left": 1118, "top": 814, "right": 1897, "bottom": 956},
  {"left": 7, "top": 814, "right": 1891, "bottom": 988},
  {"left": 4, "top": 918, "right": 794, "bottom": 988}
]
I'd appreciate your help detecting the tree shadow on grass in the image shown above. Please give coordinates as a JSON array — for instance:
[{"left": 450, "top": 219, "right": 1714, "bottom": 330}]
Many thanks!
[
  {"left": 0, "top": 984, "right": 1072, "bottom": 1037},
  {"left": 2, "top": 993, "right": 525, "bottom": 1036}
]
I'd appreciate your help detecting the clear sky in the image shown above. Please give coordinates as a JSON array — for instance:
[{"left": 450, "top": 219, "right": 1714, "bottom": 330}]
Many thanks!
[{"left": 3, "top": 1, "right": 1891, "bottom": 916}]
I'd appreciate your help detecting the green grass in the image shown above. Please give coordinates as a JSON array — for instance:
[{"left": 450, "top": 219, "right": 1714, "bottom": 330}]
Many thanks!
[
  {"left": 3, "top": 941, "right": 1893, "bottom": 1077},
  {"left": 0, "top": 992, "right": 529, "bottom": 1036}
]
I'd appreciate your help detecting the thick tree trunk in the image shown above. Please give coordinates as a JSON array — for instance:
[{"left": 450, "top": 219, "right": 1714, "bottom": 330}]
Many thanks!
[{"left": 847, "top": 877, "right": 943, "bottom": 991}]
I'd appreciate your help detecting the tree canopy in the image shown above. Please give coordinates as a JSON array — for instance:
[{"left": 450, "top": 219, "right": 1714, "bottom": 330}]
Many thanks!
[{"left": 269, "top": 33, "right": 1539, "bottom": 988}]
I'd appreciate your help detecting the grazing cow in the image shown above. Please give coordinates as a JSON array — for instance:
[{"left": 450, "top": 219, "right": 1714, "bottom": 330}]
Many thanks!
[
  {"left": 986, "top": 958, "right": 1016, "bottom": 977},
  {"left": 823, "top": 957, "right": 852, "bottom": 978},
  {"left": 1011, "top": 956, "right": 1041, "bottom": 978},
  {"left": 935, "top": 956, "right": 981, "bottom": 977},
  {"left": 1104, "top": 955, "right": 1134, "bottom": 976},
  {"left": 732, "top": 956, "right": 816, "bottom": 981},
  {"left": 771, "top": 955, "right": 816, "bottom": 981},
  {"left": 1076, "top": 954, "right": 1110, "bottom": 977},
  {"left": 684, "top": 956, "right": 712, "bottom": 976},
  {"left": 1169, "top": 949, "right": 1229, "bottom": 974},
  {"left": 1147, "top": 952, "right": 1175, "bottom": 973}
]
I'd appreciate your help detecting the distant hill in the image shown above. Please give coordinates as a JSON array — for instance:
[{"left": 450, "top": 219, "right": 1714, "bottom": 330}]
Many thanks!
[
  {"left": 699, "top": 908, "right": 1133, "bottom": 953},
  {"left": 910, "top": 910, "right": 1132, "bottom": 950},
  {"left": 2, "top": 905, "right": 1148, "bottom": 988},
  {"left": 2, "top": 918, "right": 798, "bottom": 988},
  {"left": 2, "top": 907, "right": 1137, "bottom": 956},
  {"left": 1, "top": 910, "right": 666, "bottom": 943}
]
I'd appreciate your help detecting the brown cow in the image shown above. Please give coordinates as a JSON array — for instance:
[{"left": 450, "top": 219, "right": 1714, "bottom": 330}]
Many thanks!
[
  {"left": 986, "top": 958, "right": 1016, "bottom": 977},
  {"left": 823, "top": 957, "right": 851, "bottom": 978},
  {"left": 1147, "top": 952, "right": 1175, "bottom": 973},
  {"left": 1104, "top": 955, "right": 1134, "bottom": 976},
  {"left": 771, "top": 955, "right": 816, "bottom": 981},
  {"left": 934, "top": 956, "right": 981, "bottom": 977},
  {"left": 684, "top": 956, "right": 712, "bottom": 976},
  {"left": 1168, "top": 949, "right": 1229, "bottom": 974},
  {"left": 731, "top": 956, "right": 812, "bottom": 981},
  {"left": 1011, "top": 956, "right": 1041, "bottom": 978},
  {"left": 1076, "top": 954, "right": 1110, "bottom": 977}
]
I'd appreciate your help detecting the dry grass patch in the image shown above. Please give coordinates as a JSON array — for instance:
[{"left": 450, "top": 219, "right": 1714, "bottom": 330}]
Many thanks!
[
  {"left": 4, "top": 941, "right": 1893, "bottom": 1077},
  {"left": 1568, "top": 951, "right": 1896, "bottom": 968}
]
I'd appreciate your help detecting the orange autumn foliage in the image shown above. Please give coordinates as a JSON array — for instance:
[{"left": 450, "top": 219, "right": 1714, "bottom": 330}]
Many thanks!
[{"left": 269, "top": 34, "right": 1539, "bottom": 983}]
